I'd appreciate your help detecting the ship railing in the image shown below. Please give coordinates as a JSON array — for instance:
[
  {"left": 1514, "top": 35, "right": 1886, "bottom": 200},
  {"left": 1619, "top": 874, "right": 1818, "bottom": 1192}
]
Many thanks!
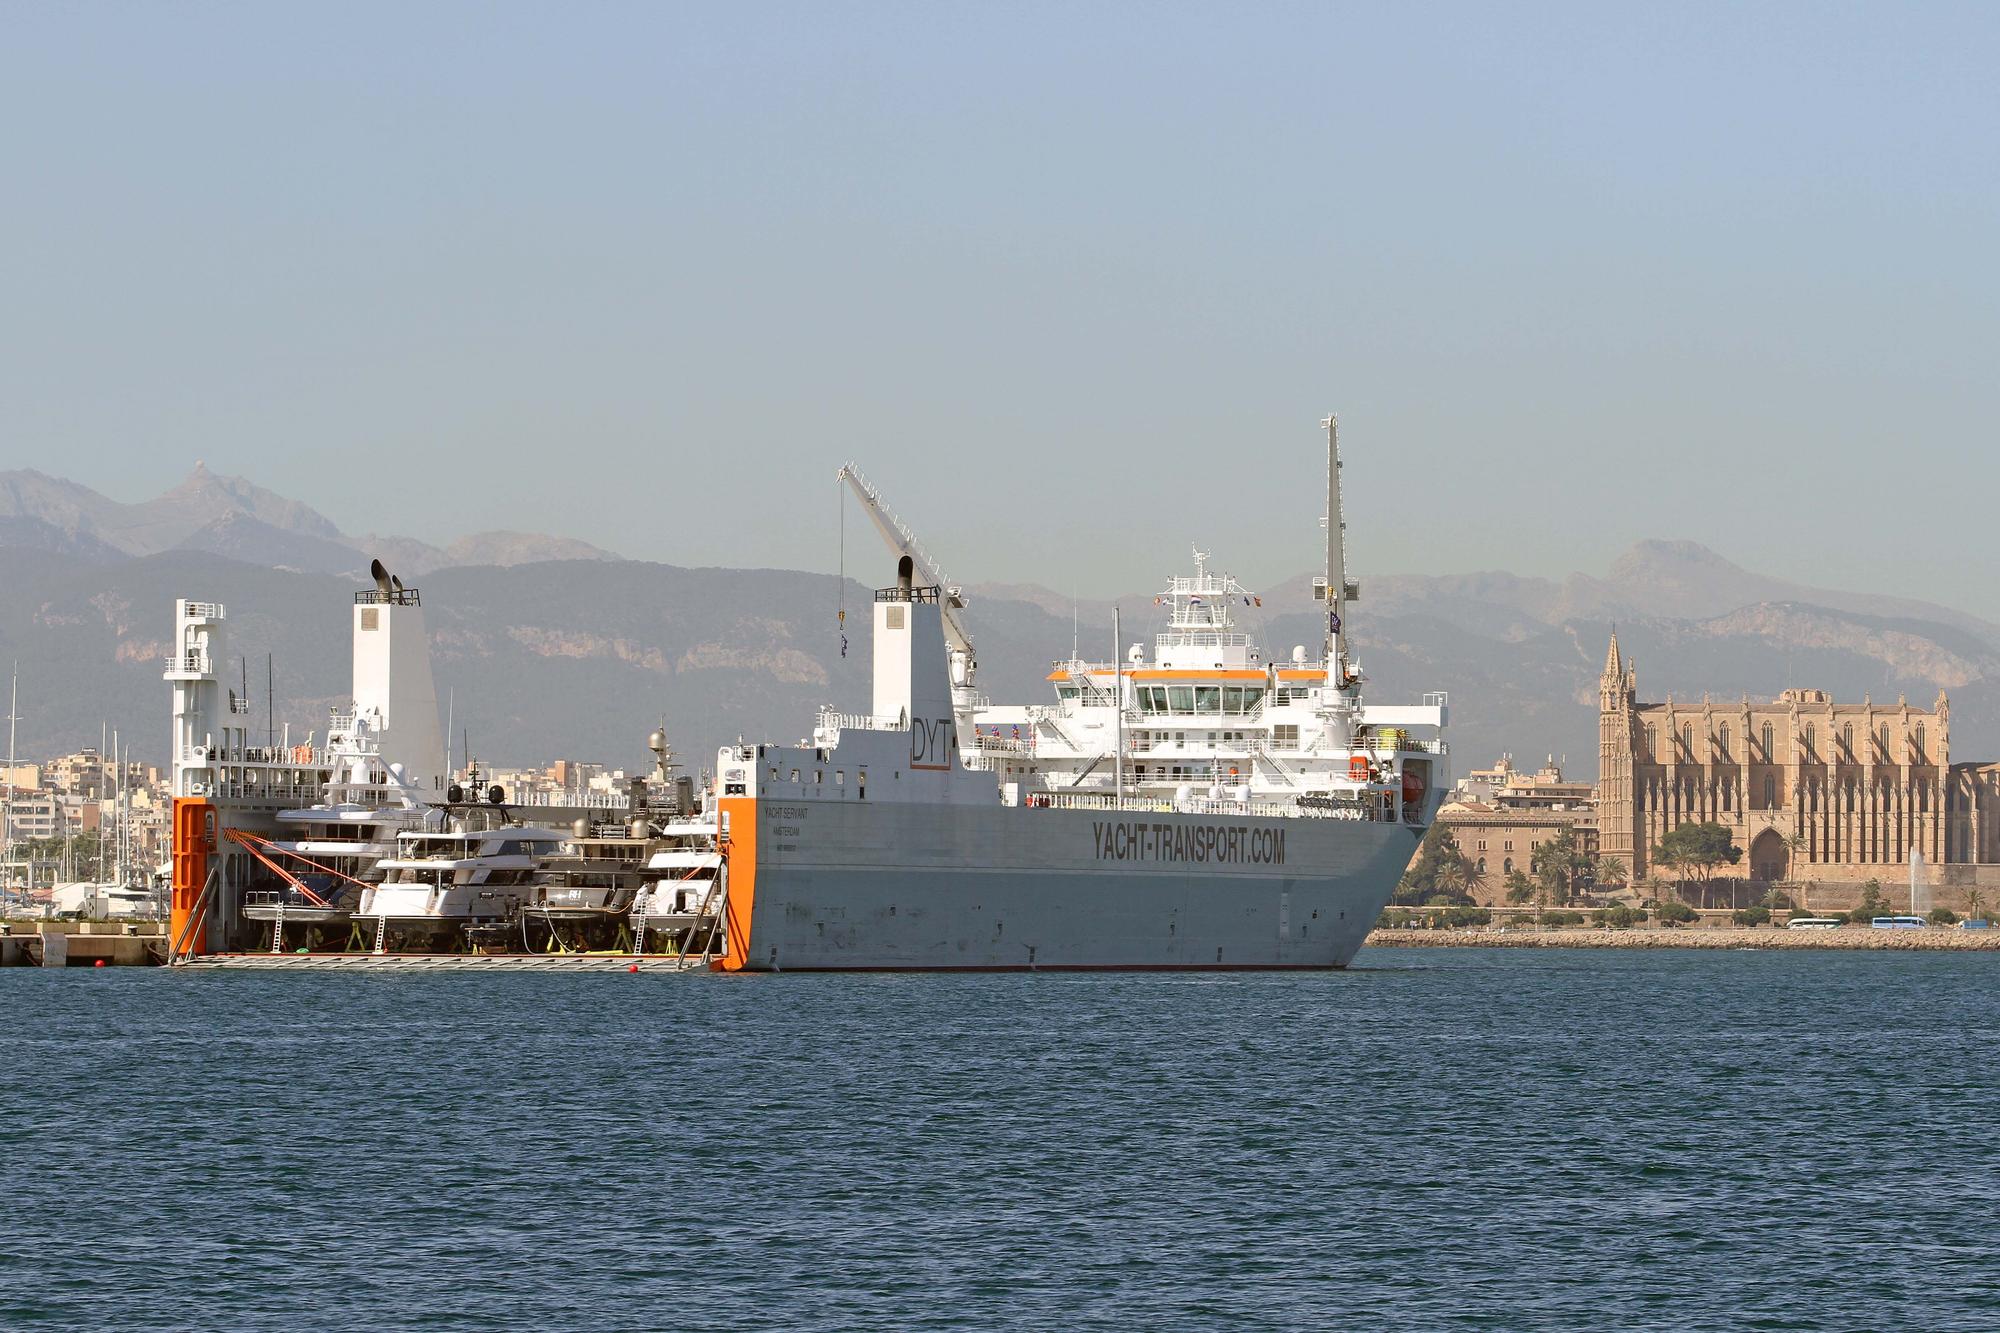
[
  {"left": 509, "top": 789, "right": 632, "bottom": 810},
  {"left": 1352, "top": 734, "right": 1449, "bottom": 756},
  {"left": 1024, "top": 790, "right": 1377, "bottom": 820},
  {"left": 180, "top": 600, "right": 226, "bottom": 619},
  {"left": 354, "top": 588, "right": 421, "bottom": 606},
  {"left": 817, "top": 707, "right": 905, "bottom": 733},
  {"left": 169, "top": 651, "right": 212, "bottom": 675},
  {"left": 971, "top": 736, "right": 1035, "bottom": 756}
]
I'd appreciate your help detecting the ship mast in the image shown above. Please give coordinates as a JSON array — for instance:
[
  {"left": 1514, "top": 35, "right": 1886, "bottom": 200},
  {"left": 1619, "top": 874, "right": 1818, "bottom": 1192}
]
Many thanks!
[{"left": 1320, "top": 414, "right": 1349, "bottom": 685}]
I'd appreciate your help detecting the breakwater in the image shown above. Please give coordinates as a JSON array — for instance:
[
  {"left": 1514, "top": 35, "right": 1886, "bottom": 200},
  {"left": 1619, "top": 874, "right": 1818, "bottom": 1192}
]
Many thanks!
[{"left": 1367, "top": 926, "right": 2000, "bottom": 951}]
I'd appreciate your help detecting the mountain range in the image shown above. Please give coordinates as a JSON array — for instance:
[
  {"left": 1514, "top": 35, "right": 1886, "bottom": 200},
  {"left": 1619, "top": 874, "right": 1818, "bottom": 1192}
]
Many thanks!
[
  {"left": 2, "top": 467, "right": 1996, "bottom": 780},
  {"left": 0, "top": 464, "right": 617, "bottom": 576}
]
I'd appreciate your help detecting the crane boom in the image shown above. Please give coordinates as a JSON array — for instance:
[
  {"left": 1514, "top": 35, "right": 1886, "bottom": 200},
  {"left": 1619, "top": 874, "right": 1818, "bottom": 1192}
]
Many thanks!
[{"left": 836, "top": 463, "right": 975, "bottom": 664}]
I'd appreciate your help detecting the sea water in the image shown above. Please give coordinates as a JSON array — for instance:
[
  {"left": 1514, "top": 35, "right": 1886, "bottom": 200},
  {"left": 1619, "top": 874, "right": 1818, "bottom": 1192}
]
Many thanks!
[{"left": 4, "top": 948, "right": 1996, "bottom": 1330}]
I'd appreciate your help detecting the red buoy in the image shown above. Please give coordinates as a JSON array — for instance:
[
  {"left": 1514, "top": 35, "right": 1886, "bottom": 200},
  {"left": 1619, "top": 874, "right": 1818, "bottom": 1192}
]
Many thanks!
[
  {"left": 94, "top": 959, "right": 107, "bottom": 968},
  {"left": 627, "top": 963, "right": 639, "bottom": 973}
]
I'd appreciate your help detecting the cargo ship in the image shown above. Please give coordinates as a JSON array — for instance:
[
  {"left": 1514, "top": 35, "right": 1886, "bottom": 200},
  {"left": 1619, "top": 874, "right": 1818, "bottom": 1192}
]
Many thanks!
[{"left": 713, "top": 415, "right": 1447, "bottom": 970}]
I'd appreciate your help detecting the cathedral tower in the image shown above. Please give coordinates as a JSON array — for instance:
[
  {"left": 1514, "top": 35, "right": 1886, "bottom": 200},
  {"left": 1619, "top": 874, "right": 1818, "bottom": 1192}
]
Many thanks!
[{"left": 1598, "top": 631, "right": 1639, "bottom": 876}]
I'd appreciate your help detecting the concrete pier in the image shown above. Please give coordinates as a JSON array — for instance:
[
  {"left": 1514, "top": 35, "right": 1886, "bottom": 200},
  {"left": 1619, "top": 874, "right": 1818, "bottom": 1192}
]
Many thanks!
[{"left": 1, "top": 922, "right": 168, "bottom": 966}]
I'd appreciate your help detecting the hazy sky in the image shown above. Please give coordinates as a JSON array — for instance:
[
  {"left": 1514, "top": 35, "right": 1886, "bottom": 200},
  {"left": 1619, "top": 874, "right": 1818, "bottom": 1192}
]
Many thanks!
[{"left": 4, "top": 4, "right": 1995, "bottom": 607}]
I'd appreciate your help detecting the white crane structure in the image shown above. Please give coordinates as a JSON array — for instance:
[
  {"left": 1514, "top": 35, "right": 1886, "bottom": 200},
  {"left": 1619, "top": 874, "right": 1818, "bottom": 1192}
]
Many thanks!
[{"left": 835, "top": 463, "right": 978, "bottom": 693}]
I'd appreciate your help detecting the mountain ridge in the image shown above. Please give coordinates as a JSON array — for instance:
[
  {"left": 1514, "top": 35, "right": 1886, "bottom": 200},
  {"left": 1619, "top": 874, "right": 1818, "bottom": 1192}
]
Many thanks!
[{"left": 2, "top": 466, "right": 1996, "bottom": 776}]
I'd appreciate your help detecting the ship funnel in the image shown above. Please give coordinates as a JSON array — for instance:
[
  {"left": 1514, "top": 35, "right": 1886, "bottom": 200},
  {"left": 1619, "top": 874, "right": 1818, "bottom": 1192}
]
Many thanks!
[
  {"left": 897, "top": 555, "right": 913, "bottom": 594},
  {"left": 370, "top": 558, "right": 394, "bottom": 597}
]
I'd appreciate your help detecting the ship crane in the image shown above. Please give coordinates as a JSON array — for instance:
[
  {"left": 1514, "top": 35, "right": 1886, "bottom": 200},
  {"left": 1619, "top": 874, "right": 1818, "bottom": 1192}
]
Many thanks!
[{"left": 835, "top": 463, "right": 978, "bottom": 690}]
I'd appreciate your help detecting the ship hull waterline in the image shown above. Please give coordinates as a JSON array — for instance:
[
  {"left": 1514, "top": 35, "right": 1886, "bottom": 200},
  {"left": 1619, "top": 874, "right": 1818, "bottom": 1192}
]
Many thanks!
[{"left": 719, "top": 799, "right": 1422, "bottom": 972}]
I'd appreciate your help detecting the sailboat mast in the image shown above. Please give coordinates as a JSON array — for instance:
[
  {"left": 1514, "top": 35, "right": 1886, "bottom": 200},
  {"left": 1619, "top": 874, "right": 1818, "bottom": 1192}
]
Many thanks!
[{"left": 3, "top": 664, "right": 16, "bottom": 893}]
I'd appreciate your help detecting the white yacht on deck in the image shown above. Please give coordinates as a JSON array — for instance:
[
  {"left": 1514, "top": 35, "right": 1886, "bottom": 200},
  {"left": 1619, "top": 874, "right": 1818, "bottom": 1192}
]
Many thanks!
[{"left": 361, "top": 815, "right": 569, "bottom": 953}]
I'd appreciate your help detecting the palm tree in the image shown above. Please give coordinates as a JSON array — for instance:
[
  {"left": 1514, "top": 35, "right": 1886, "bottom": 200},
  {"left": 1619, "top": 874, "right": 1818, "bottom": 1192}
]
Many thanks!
[
  {"left": 1595, "top": 855, "right": 1630, "bottom": 902},
  {"left": 1966, "top": 887, "right": 1988, "bottom": 924},
  {"left": 1434, "top": 856, "right": 1472, "bottom": 905}
]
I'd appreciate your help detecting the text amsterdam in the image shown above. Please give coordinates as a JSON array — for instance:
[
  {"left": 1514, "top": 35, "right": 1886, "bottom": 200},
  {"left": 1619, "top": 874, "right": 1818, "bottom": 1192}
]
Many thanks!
[{"left": 1091, "top": 820, "right": 1285, "bottom": 865}]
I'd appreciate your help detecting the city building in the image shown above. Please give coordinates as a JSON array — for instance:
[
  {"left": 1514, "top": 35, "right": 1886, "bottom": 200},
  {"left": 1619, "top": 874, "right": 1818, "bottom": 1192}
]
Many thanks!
[{"left": 1437, "top": 756, "right": 1599, "bottom": 905}]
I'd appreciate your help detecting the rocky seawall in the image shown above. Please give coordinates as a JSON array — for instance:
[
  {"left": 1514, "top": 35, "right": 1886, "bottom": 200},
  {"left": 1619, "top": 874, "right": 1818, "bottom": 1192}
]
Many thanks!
[{"left": 1366, "top": 927, "right": 2000, "bottom": 951}]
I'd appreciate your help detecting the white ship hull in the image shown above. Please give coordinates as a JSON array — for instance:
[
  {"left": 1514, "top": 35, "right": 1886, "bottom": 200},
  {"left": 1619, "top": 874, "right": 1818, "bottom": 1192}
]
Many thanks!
[{"left": 723, "top": 799, "right": 1419, "bottom": 971}]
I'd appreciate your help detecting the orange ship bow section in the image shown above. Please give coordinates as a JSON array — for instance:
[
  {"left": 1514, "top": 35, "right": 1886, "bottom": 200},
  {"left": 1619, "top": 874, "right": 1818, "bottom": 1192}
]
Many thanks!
[
  {"left": 170, "top": 798, "right": 215, "bottom": 957},
  {"left": 715, "top": 796, "right": 756, "bottom": 971}
]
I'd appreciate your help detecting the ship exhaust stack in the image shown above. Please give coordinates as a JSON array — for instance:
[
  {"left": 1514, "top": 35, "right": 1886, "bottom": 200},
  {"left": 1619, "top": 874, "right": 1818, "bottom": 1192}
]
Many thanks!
[
  {"left": 873, "top": 560, "right": 954, "bottom": 768},
  {"left": 351, "top": 561, "right": 447, "bottom": 797}
]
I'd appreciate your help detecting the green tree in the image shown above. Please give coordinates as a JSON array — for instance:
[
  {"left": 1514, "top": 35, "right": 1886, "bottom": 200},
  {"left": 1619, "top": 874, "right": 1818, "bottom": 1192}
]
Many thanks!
[
  {"left": 1651, "top": 823, "right": 1744, "bottom": 906},
  {"left": 1503, "top": 869, "right": 1536, "bottom": 906},
  {"left": 1733, "top": 905, "right": 1773, "bottom": 927},
  {"left": 1965, "top": 888, "right": 1987, "bottom": 924},
  {"left": 1928, "top": 907, "right": 1959, "bottom": 926},
  {"left": 1532, "top": 829, "right": 1594, "bottom": 907},
  {"left": 1395, "top": 825, "right": 1475, "bottom": 907},
  {"left": 1846, "top": 880, "right": 1888, "bottom": 924},
  {"left": 1656, "top": 901, "right": 1698, "bottom": 926},
  {"left": 1594, "top": 855, "right": 1631, "bottom": 899}
]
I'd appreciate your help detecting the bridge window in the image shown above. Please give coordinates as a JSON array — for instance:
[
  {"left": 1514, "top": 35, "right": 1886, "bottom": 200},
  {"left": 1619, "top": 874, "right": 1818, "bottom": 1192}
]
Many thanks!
[
  {"left": 1168, "top": 686, "right": 1194, "bottom": 712},
  {"left": 1194, "top": 686, "right": 1221, "bottom": 713},
  {"left": 1272, "top": 724, "right": 1299, "bottom": 748}
]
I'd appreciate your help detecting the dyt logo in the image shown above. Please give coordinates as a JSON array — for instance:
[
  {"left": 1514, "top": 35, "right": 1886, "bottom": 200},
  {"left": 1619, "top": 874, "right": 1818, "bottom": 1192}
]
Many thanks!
[{"left": 910, "top": 716, "right": 953, "bottom": 771}]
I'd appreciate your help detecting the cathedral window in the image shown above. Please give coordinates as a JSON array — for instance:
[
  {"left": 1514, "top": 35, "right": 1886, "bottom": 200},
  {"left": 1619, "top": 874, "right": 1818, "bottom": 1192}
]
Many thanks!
[
  {"left": 1804, "top": 724, "right": 1816, "bottom": 760},
  {"left": 1842, "top": 723, "right": 1854, "bottom": 757},
  {"left": 1764, "top": 774, "right": 1777, "bottom": 807},
  {"left": 1915, "top": 724, "right": 1926, "bottom": 760},
  {"left": 1682, "top": 724, "right": 1694, "bottom": 756},
  {"left": 1878, "top": 724, "right": 1891, "bottom": 757},
  {"left": 1762, "top": 723, "right": 1774, "bottom": 758},
  {"left": 1718, "top": 724, "right": 1730, "bottom": 756},
  {"left": 1644, "top": 724, "right": 1656, "bottom": 757}
]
